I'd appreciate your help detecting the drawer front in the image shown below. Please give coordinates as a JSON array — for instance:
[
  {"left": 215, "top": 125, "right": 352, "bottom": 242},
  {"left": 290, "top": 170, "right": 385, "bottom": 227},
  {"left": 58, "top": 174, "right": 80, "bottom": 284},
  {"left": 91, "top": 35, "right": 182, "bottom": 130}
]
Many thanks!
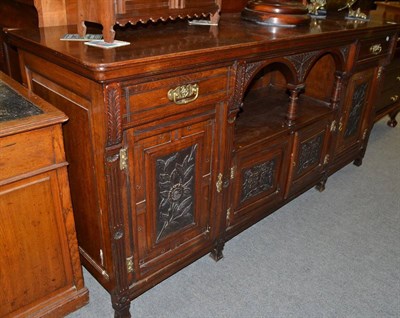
[
  {"left": 376, "top": 87, "right": 400, "bottom": 111},
  {"left": 123, "top": 67, "right": 230, "bottom": 126},
  {"left": 357, "top": 35, "right": 393, "bottom": 62},
  {"left": 0, "top": 126, "right": 62, "bottom": 182},
  {"left": 376, "top": 63, "right": 400, "bottom": 110}
]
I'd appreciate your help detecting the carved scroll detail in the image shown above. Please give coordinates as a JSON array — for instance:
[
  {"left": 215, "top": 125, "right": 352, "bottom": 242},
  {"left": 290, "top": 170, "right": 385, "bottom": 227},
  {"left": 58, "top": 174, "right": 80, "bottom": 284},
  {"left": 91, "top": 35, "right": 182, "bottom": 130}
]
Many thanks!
[
  {"left": 229, "top": 61, "right": 247, "bottom": 111},
  {"left": 105, "top": 83, "right": 122, "bottom": 146}
]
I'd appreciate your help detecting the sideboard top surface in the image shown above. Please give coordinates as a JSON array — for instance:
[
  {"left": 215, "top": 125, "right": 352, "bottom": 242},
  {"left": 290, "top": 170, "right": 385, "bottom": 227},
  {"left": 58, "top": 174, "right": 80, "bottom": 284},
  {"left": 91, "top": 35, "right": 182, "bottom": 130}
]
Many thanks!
[{"left": 7, "top": 14, "right": 399, "bottom": 80}]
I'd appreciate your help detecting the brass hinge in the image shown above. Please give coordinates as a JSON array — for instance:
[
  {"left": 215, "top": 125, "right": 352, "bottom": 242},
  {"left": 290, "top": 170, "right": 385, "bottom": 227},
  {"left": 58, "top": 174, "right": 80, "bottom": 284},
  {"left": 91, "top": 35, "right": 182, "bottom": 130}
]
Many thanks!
[
  {"left": 126, "top": 256, "right": 134, "bottom": 274},
  {"left": 226, "top": 207, "right": 232, "bottom": 227},
  {"left": 377, "top": 66, "right": 383, "bottom": 79},
  {"left": 230, "top": 166, "right": 236, "bottom": 180},
  {"left": 338, "top": 117, "right": 344, "bottom": 132},
  {"left": 362, "top": 129, "right": 368, "bottom": 140},
  {"left": 216, "top": 173, "right": 223, "bottom": 193},
  {"left": 324, "top": 154, "right": 330, "bottom": 165},
  {"left": 100, "top": 249, "right": 104, "bottom": 267},
  {"left": 119, "top": 147, "right": 128, "bottom": 170},
  {"left": 330, "top": 120, "right": 337, "bottom": 132}
]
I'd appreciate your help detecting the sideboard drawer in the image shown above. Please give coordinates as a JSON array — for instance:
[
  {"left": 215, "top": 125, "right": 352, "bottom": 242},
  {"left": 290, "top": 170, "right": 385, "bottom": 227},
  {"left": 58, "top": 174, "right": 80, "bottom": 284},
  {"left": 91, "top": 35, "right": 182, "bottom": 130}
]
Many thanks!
[
  {"left": 0, "top": 126, "right": 61, "bottom": 181},
  {"left": 123, "top": 67, "right": 230, "bottom": 126},
  {"left": 357, "top": 35, "right": 393, "bottom": 62},
  {"left": 375, "top": 59, "right": 400, "bottom": 111}
]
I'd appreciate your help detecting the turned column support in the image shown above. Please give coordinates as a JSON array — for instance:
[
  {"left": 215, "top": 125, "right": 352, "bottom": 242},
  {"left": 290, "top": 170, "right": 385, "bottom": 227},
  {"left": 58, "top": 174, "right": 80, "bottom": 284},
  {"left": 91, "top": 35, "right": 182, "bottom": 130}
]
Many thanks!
[
  {"left": 331, "top": 71, "right": 346, "bottom": 110},
  {"left": 286, "top": 83, "right": 305, "bottom": 127}
]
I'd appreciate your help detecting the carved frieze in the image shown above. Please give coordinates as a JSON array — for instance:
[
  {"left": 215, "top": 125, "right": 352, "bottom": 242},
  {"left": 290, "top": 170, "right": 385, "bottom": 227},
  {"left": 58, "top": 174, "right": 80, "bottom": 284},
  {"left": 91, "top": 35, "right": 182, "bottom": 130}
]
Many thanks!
[
  {"left": 240, "top": 159, "right": 276, "bottom": 203},
  {"left": 156, "top": 145, "right": 197, "bottom": 242}
]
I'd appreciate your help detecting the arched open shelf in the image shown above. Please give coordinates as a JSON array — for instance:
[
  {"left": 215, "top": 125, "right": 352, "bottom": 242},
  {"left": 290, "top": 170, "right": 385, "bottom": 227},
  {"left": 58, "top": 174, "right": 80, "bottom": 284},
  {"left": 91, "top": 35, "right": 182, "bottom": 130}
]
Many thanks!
[
  {"left": 227, "top": 53, "right": 344, "bottom": 235},
  {"left": 234, "top": 53, "right": 341, "bottom": 152}
]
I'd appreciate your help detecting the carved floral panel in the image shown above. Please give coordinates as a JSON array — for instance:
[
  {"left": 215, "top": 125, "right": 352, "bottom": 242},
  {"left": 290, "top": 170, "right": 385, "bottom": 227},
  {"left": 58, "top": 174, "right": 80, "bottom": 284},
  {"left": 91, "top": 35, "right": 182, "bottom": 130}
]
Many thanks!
[{"left": 155, "top": 145, "right": 197, "bottom": 242}]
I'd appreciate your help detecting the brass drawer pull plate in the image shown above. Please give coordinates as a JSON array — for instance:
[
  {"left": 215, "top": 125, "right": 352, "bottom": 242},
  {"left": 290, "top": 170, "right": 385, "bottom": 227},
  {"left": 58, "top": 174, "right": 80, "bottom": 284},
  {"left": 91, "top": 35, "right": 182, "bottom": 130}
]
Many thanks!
[
  {"left": 390, "top": 95, "right": 399, "bottom": 102},
  {"left": 369, "top": 44, "right": 382, "bottom": 55},
  {"left": 168, "top": 83, "right": 199, "bottom": 105}
]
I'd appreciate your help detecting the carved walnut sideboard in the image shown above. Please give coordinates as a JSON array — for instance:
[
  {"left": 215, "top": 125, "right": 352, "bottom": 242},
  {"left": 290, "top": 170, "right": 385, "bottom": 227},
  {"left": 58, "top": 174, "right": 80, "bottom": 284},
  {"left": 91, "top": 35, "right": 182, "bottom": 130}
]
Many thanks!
[{"left": 6, "top": 14, "right": 399, "bottom": 317}]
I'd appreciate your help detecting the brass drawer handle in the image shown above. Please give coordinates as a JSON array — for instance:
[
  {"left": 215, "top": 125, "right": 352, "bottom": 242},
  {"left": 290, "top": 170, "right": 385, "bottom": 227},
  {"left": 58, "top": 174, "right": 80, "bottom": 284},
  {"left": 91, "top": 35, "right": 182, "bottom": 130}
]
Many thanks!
[
  {"left": 369, "top": 44, "right": 382, "bottom": 55},
  {"left": 168, "top": 83, "right": 199, "bottom": 105},
  {"left": 390, "top": 95, "right": 399, "bottom": 102},
  {"left": 397, "top": 76, "right": 400, "bottom": 82}
]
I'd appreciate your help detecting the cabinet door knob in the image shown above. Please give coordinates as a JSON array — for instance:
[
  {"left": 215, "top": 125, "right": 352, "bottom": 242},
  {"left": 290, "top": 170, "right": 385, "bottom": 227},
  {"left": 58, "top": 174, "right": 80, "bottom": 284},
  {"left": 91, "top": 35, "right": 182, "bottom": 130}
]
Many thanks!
[
  {"left": 369, "top": 44, "right": 382, "bottom": 55},
  {"left": 168, "top": 83, "right": 199, "bottom": 105}
]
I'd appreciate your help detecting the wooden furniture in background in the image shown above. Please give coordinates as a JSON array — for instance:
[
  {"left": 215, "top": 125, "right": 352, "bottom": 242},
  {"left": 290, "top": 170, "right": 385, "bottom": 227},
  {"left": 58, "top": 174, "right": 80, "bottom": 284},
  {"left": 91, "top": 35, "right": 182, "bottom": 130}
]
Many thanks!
[
  {"left": 0, "top": 0, "right": 38, "bottom": 80},
  {"left": 0, "top": 72, "right": 88, "bottom": 318},
  {"left": 6, "top": 14, "right": 398, "bottom": 318},
  {"left": 0, "top": 0, "right": 77, "bottom": 80},
  {"left": 77, "top": 0, "right": 222, "bottom": 42}
]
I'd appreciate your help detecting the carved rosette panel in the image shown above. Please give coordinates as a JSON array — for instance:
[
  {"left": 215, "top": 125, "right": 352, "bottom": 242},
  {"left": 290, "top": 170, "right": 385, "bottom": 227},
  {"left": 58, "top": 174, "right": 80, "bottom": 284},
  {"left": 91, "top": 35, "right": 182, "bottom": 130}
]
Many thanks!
[
  {"left": 297, "top": 134, "right": 323, "bottom": 175},
  {"left": 156, "top": 145, "right": 197, "bottom": 242},
  {"left": 105, "top": 83, "right": 122, "bottom": 147},
  {"left": 240, "top": 159, "right": 276, "bottom": 203},
  {"left": 345, "top": 81, "right": 368, "bottom": 138},
  {"left": 285, "top": 51, "right": 320, "bottom": 82}
]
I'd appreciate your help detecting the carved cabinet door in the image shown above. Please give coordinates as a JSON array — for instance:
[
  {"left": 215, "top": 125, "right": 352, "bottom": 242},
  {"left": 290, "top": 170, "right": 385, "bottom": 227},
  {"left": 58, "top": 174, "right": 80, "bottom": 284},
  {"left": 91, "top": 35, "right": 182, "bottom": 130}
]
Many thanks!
[
  {"left": 285, "top": 114, "right": 333, "bottom": 198},
  {"left": 335, "top": 68, "right": 375, "bottom": 155},
  {"left": 124, "top": 114, "right": 216, "bottom": 279},
  {"left": 227, "top": 134, "right": 290, "bottom": 233}
]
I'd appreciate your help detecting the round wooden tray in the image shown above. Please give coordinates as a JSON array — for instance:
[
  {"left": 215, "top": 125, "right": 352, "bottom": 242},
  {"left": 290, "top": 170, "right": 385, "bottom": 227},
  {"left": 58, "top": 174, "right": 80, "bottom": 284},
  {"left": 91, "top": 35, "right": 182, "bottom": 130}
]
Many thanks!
[{"left": 241, "top": 0, "right": 310, "bottom": 27}]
